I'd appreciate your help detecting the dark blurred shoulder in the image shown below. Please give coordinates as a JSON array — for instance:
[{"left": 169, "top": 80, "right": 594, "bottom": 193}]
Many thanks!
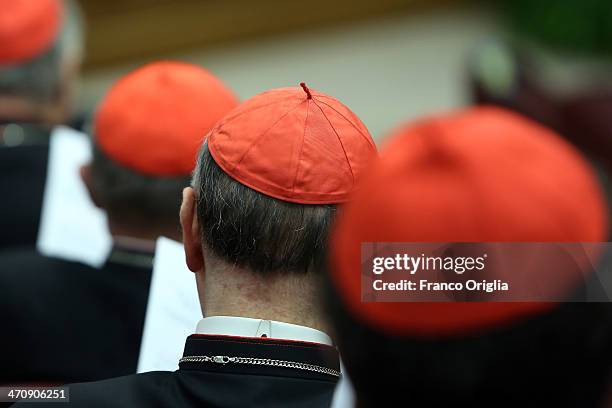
[
  {"left": 0, "top": 248, "right": 95, "bottom": 281},
  {"left": 11, "top": 371, "right": 177, "bottom": 408}
]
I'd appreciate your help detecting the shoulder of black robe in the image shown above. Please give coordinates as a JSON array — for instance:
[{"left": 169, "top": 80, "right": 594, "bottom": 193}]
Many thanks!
[
  {"left": 0, "top": 246, "right": 152, "bottom": 384},
  {"left": 11, "top": 335, "right": 340, "bottom": 408}
]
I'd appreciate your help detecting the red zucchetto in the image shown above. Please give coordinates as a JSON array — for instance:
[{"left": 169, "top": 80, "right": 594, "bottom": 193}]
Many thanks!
[
  {"left": 94, "top": 61, "right": 239, "bottom": 176},
  {"left": 0, "top": 0, "right": 63, "bottom": 65},
  {"left": 330, "top": 106, "right": 608, "bottom": 337},
  {"left": 207, "top": 83, "right": 377, "bottom": 204}
]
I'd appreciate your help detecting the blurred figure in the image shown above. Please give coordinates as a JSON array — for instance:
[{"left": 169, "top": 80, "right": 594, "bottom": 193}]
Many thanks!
[
  {"left": 326, "top": 107, "right": 612, "bottom": 407},
  {"left": 23, "top": 84, "right": 377, "bottom": 408},
  {"left": 469, "top": 0, "right": 612, "bottom": 224},
  {"left": 470, "top": 40, "right": 612, "bottom": 172},
  {"left": 0, "top": 0, "right": 84, "bottom": 249},
  {"left": 0, "top": 61, "right": 238, "bottom": 384}
]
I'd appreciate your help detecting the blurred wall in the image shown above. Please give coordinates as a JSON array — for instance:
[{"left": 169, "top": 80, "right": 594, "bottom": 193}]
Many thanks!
[{"left": 79, "top": 5, "right": 499, "bottom": 143}]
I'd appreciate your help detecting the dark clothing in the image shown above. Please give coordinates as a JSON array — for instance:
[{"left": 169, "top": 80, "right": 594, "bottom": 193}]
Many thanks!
[
  {"left": 0, "top": 247, "right": 153, "bottom": 384},
  {"left": 0, "top": 117, "right": 89, "bottom": 250},
  {"left": 14, "top": 335, "right": 340, "bottom": 408},
  {"left": 0, "top": 142, "right": 49, "bottom": 249}
]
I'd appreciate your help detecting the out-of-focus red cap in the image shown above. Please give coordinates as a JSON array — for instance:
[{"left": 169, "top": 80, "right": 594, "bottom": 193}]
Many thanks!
[
  {"left": 331, "top": 106, "right": 608, "bottom": 337},
  {"left": 95, "top": 61, "right": 239, "bottom": 176},
  {"left": 207, "top": 83, "right": 377, "bottom": 204},
  {"left": 0, "top": 0, "right": 63, "bottom": 65}
]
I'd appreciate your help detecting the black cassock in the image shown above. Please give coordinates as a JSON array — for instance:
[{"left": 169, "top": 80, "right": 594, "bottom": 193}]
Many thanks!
[
  {"left": 0, "top": 126, "right": 49, "bottom": 249},
  {"left": 13, "top": 334, "right": 340, "bottom": 408},
  {"left": 0, "top": 118, "right": 88, "bottom": 250},
  {"left": 0, "top": 246, "right": 153, "bottom": 384}
]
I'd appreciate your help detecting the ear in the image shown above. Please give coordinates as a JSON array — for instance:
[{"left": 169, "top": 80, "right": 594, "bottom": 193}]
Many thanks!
[
  {"left": 80, "top": 163, "right": 101, "bottom": 208},
  {"left": 180, "top": 187, "right": 204, "bottom": 273}
]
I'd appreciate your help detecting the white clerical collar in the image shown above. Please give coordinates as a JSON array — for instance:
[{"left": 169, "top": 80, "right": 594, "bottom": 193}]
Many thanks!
[{"left": 195, "top": 316, "right": 333, "bottom": 346}]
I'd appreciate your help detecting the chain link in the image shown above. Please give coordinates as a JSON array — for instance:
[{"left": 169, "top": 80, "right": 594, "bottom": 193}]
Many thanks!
[{"left": 179, "top": 355, "right": 340, "bottom": 378}]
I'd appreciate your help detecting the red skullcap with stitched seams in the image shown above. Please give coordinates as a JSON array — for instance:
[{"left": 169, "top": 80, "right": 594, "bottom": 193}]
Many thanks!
[
  {"left": 95, "top": 61, "right": 239, "bottom": 176},
  {"left": 0, "top": 0, "right": 63, "bottom": 64},
  {"left": 330, "top": 106, "right": 608, "bottom": 337},
  {"left": 207, "top": 83, "right": 377, "bottom": 204}
]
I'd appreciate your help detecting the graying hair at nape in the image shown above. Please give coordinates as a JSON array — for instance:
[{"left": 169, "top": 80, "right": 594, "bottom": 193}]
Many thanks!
[
  {"left": 190, "top": 140, "right": 207, "bottom": 190},
  {"left": 90, "top": 145, "right": 191, "bottom": 230},
  {"left": 191, "top": 141, "right": 337, "bottom": 275}
]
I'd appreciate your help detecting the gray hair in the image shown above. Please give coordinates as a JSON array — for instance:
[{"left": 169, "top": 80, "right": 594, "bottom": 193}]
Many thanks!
[
  {"left": 192, "top": 141, "right": 337, "bottom": 275},
  {"left": 90, "top": 146, "right": 191, "bottom": 233}
]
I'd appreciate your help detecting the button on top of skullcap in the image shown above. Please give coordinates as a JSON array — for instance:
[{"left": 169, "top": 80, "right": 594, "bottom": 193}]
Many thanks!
[
  {"left": 207, "top": 83, "right": 377, "bottom": 204},
  {"left": 330, "top": 106, "right": 608, "bottom": 337},
  {"left": 94, "top": 61, "right": 239, "bottom": 176},
  {"left": 0, "top": 0, "right": 63, "bottom": 65}
]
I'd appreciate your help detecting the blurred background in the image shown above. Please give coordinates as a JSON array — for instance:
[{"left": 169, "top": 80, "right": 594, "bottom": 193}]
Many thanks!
[
  {"left": 78, "top": 0, "right": 494, "bottom": 141},
  {"left": 76, "top": 0, "right": 612, "bottom": 165}
]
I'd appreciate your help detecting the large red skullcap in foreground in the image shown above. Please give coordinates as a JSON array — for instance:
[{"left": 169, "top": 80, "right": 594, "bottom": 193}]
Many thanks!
[
  {"left": 0, "top": 0, "right": 62, "bottom": 65},
  {"left": 95, "top": 61, "right": 239, "bottom": 176},
  {"left": 207, "top": 83, "right": 377, "bottom": 204},
  {"left": 331, "top": 106, "right": 608, "bottom": 337}
]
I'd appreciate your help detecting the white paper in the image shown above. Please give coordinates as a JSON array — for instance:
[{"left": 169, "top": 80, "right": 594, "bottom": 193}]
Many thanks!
[
  {"left": 137, "top": 237, "right": 202, "bottom": 373},
  {"left": 331, "top": 363, "right": 355, "bottom": 408},
  {"left": 36, "top": 126, "right": 112, "bottom": 268}
]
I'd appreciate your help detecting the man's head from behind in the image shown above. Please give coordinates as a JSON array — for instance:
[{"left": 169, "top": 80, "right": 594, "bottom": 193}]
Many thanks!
[
  {"left": 327, "top": 107, "right": 611, "bottom": 407},
  {"left": 180, "top": 84, "right": 377, "bottom": 328},
  {"left": 82, "top": 61, "right": 238, "bottom": 241},
  {"left": 0, "top": 0, "right": 84, "bottom": 125}
]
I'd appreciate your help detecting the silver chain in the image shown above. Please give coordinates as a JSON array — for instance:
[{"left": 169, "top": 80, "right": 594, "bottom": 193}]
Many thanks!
[{"left": 179, "top": 355, "right": 340, "bottom": 378}]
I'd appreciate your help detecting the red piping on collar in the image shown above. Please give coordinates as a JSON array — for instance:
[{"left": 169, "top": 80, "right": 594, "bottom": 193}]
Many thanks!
[{"left": 189, "top": 333, "right": 334, "bottom": 347}]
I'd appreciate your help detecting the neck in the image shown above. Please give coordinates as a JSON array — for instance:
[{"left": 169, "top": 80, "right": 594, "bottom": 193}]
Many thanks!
[
  {"left": 199, "top": 259, "right": 328, "bottom": 334},
  {"left": 108, "top": 220, "right": 182, "bottom": 244},
  {"left": 0, "top": 95, "right": 66, "bottom": 126}
]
